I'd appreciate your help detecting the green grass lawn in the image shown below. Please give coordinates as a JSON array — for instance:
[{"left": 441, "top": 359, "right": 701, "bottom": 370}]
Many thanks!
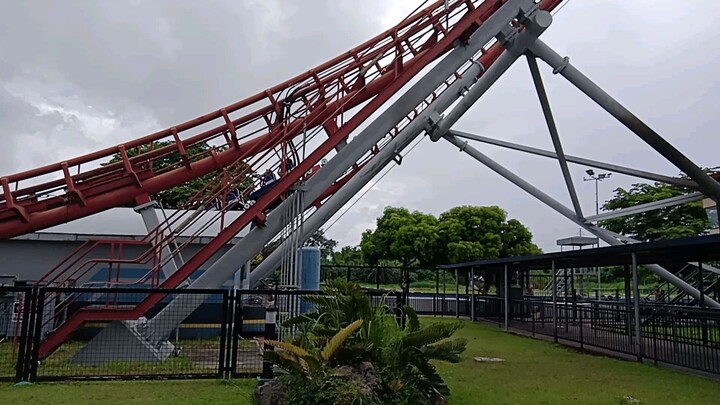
[{"left": 0, "top": 319, "right": 718, "bottom": 404}]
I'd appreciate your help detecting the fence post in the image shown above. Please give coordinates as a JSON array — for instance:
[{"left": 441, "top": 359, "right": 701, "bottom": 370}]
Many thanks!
[
  {"left": 231, "top": 289, "right": 243, "bottom": 377},
  {"left": 651, "top": 309, "right": 658, "bottom": 365},
  {"left": 218, "top": 290, "right": 230, "bottom": 378},
  {"left": 503, "top": 265, "right": 509, "bottom": 330},
  {"left": 470, "top": 267, "right": 475, "bottom": 322},
  {"left": 531, "top": 301, "right": 536, "bottom": 337},
  {"left": 434, "top": 269, "right": 439, "bottom": 317},
  {"left": 15, "top": 287, "right": 35, "bottom": 382},
  {"left": 29, "top": 288, "right": 46, "bottom": 381},
  {"left": 631, "top": 253, "right": 643, "bottom": 362},
  {"left": 552, "top": 260, "right": 558, "bottom": 343},
  {"left": 262, "top": 307, "right": 277, "bottom": 379},
  {"left": 455, "top": 268, "right": 459, "bottom": 319},
  {"left": 579, "top": 301, "right": 584, "bottom": 350}
]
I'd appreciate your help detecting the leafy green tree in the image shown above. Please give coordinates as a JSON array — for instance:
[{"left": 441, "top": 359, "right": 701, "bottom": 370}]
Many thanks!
[
  {"left": 305, "top": 229, "right": 339, "bottom": 262},
  {"left": 105, "top": 140, "right": 254, "bottom": 208},
  {"left": 331, "top": 246, "right": 363, "bottom": 265},
  {"left": 361, "top": 205, "right": 541, "bottom": 268},
  {"left": 360, "top": 207, "right": 442, "bottom": 268},
  {"left": 438, "top": 205, "right": 541, "bottom": 263},
  {"left": 600, "top": 181, "right": 709, "bottom": 241}
]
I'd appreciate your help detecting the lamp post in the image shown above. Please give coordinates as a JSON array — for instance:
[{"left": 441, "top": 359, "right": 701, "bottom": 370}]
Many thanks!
[
  {"left": 583, "top": 169, "right": 611, "bottom": 215},
  {"left": 583, "top": 169, "right": 612, "bottom": 298}
]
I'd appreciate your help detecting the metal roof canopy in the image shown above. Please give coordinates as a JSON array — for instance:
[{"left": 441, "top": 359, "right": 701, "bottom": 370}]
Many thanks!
[
  {"left": 440, "top": 234, "right": 720, "bottom": 272},
  {"left": 556, "top": 236, "right": 598, "bottom": 246}
]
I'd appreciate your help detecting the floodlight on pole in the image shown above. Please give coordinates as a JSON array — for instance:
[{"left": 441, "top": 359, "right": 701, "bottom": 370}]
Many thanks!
[{"left": 583, "top": 170, "right": 612, "bottom": 215}]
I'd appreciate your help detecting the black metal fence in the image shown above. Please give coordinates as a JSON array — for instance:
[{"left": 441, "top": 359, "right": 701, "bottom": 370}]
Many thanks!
[
  {"left": 1, "top": 286, "right": 463, "bottom": 382},
  {"left": 473, "top": 297, "right": 720, "bottom": 375}
]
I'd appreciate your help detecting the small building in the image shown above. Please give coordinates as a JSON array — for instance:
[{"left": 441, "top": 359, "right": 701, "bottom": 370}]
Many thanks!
[{"left": 0, "top": 207, "right": 249, "bottom": 285}]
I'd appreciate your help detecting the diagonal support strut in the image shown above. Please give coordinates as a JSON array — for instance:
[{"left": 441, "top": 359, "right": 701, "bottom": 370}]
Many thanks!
[
  {"left": 527, "top": 40, "right": 720, "bottom": 204},
  {"left": 448, "top": 130, "right": 697, "bottom": 188},
  {"left": 443, "top": 133, "right": 720, "bottom": 308},
  {"left": 526, "top": 53, "right": 584, "bottom": 219}
]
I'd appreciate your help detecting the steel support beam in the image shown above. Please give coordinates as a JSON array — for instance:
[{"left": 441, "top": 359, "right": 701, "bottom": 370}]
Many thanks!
[
  {"left": 251, "top": 3, "right": 552, "bottom": 288},
  {"left": 443, "top": 134, "right": 720, "bottom": 308},
  {"left": 430, "top": 10, "right": 553, "bottom": 139},
  {"left": 528, "top": 39, "right": 720, "bottom": 204},
  {"left": 448, "top": 130, "right": 696, "bottom": 188},
  {"left": 586, "top": 192, "right": 704, "bottom": 222},
  {"left": 250, "top": 138, "right": 422, "bottom": 286},
  {"left": 144, "top": 0, "right": 546, "bottom": 343},
  {"left": 134, "top": 201, "right": 184, "bottom": 281},
  {"left": 601, "top": 227, "right": 720, "bottom": 276},
  {"left": 526, "top": 54, "right": 583, "bottom": 219}
]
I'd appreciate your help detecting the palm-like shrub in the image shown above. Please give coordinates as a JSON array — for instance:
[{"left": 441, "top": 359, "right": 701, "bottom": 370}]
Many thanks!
[{"left": 266, "top": 280, "right": 467, "bottom": 404}]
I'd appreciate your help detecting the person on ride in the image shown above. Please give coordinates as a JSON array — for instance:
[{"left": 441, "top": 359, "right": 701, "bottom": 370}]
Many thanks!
[
  {"left": 285, "top": 157, "right": 295, "bottom": 172},
  {"left": 261, "top": 168, "right": 276, "bottom": 186}
]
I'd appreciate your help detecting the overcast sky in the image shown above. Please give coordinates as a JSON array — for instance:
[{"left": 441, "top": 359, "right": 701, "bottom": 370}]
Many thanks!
[{"left": 2, "top": 0, "right": 719, "bottom": 253}]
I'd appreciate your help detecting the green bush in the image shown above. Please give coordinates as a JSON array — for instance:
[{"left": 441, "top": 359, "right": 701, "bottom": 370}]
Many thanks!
[
  {"left": 265, "top": 280, "right": 466, "bottom": 404},
  {"left": 280, "top": 371, "right": 375, "bottom": 405}
]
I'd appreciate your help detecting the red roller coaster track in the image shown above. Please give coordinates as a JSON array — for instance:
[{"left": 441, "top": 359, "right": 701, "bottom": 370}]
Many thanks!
[{"left": 0, "top": 0, "right": 564, "bottom": 359}]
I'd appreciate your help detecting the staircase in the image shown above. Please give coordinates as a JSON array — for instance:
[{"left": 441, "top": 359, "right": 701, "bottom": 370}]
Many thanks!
[{"left": 645, "top": 263, "right": 720, "bottom": 305}]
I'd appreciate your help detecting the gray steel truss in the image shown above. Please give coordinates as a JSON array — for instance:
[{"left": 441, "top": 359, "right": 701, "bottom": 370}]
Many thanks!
[
  {"left": 448, "top": 130, "right": 697, "bottom": 188},
  {"left": 426, "top": 33, "right": 720, "bottom": 307},
  {"left": 138, "top": 0, "right": 551, "bottom": 347},
  {"left": 442, "top": 133, "right": 720, "bottom": 308},
  {"left": 527, "top": 40, "right": 720, "bottom": 204},
  {"left": 250, "top": 4, "right": 555, "bottom": 287},
  {"left": 80, "top": 0, "right": 720, "bottom": 363},
  {"left": 585, "top": 192, "right": 704, "bottom": 222},
  {"left": 134, "top": 201, "right": 185, "bottom": 281}
]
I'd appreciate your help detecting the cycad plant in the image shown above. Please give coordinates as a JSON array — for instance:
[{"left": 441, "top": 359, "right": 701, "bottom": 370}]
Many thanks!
[
  {"left": 265, "top": 319, "right": 364, "bottom": 377},
  {"left": 266, "top": 280, "right": 467, "bottom": 404}
]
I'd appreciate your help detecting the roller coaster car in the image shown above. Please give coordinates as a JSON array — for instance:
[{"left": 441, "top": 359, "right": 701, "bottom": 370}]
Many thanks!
[{"left": 242, "top": 158, "right": 327, "bottom": 213}]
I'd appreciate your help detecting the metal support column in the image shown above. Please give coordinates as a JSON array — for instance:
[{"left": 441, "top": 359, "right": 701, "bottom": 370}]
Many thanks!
[
  {"left": 504, "top": 264, "right": 509, "bottom": 330},
  {"left": 698, "top": 262, "right": 709, "bottom": 344},
  {"left": 455, "top": 268, "right": 460, "bottom": 318},
  {"left": 528, "top": 39, "right": 720, "bottom": 204},
  {"left": 134, "top": 201, "right": 185, "bottom": 282},
  {"left": 631, "top": 253, "right": 642, "bottom": 361},
  {"left": 526, "top": 54, "right": 583, "bottom": 219},
  {"left": 471, "top": 267, "right": 475, "bottom": 321}
]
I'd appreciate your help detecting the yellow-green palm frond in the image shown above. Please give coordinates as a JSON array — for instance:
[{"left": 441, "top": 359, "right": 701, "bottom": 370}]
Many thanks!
[
  {"left": 320, "top": 319, "right": 363, "bottom": 362},
  {"left": 266, "top": 339, "right": 311, "bottom": 358}
]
